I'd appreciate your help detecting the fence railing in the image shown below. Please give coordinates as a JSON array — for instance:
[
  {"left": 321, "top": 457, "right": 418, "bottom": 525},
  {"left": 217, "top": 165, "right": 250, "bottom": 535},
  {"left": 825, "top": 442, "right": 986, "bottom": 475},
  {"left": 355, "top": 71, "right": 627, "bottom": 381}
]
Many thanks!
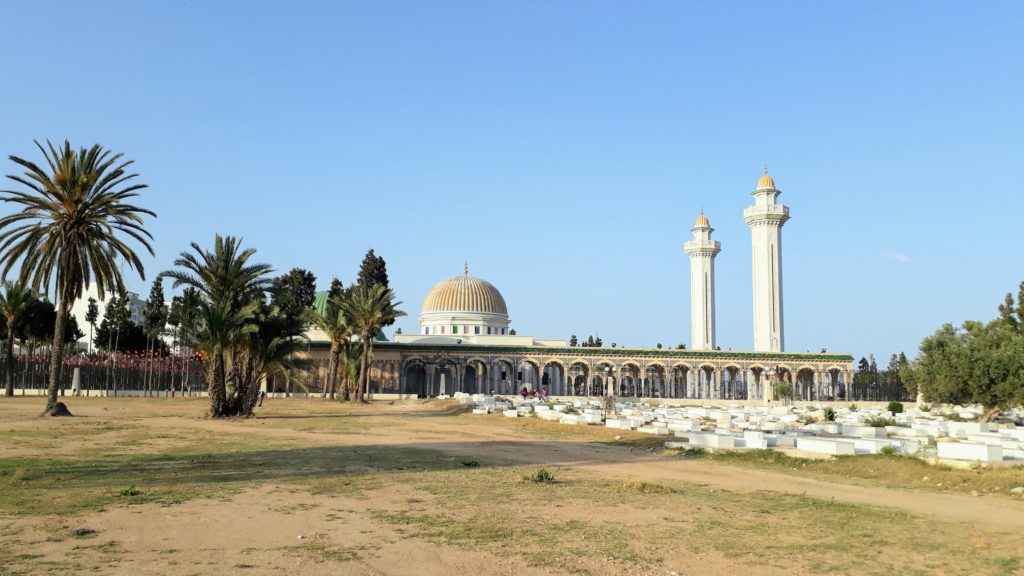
[{"left": 4, "top": 354, "right": 206, "bottom": 395}]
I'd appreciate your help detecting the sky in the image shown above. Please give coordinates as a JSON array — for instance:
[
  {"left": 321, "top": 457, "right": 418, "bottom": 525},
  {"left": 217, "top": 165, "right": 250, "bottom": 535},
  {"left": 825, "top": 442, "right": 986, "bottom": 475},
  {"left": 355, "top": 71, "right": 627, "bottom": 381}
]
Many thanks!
[{"left": 1, "top": 1, "right": 1022, "bottom": 361}]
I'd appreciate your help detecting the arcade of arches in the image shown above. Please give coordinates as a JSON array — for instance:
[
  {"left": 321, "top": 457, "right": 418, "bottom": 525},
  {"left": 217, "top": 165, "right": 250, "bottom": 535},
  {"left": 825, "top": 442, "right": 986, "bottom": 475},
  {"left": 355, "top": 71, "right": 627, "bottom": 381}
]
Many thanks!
[{"left": 350, "top": 344, "right": 854, "bottom": 402}]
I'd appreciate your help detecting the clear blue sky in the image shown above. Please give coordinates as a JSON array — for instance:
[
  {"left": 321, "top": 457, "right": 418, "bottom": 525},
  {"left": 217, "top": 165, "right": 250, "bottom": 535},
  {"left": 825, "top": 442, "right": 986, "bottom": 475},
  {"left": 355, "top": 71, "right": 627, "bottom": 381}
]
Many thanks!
[{"left": 2, "top": 1, "right": 1022, "bottom": 361}]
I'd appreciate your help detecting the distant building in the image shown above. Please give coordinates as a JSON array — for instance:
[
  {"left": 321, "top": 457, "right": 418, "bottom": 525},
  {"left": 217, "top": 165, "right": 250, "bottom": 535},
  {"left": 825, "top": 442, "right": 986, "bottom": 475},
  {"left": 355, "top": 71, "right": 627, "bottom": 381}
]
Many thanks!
[
  {"left": 68, "top": 285, "right": 146, "bottom": 350},
  {"left": 297, "top": 170, "right": 851, "bottom": 403}
]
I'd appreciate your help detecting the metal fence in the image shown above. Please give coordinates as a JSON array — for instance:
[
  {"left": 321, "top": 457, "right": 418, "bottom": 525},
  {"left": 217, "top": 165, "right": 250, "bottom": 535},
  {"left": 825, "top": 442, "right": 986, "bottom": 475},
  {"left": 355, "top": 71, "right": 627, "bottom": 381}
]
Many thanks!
[{"left": 5, "top": 354, "right": 207, "bottom": 396}]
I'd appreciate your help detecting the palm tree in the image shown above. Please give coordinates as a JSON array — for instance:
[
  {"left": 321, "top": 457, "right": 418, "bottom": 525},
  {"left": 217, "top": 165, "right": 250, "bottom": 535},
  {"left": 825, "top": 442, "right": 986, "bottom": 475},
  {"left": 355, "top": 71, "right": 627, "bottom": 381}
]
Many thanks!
[
  {"left": 0, "top": 280, "right": 37, "bottom": 397},
  {"left": 243, "top": 302, "right": 307, "bottom": 410},
  {"left": 315, "top": 292, "right": 354, "bottom": 400},
  {"left": 0, "top": 141, "right": 155, "bottom": 415},
  {"left": 161, "top": 235, "right": 279, "bottom": 417},
  {"left": 341, "top": 284, "right": 405, "bottom": 402},
  {"left": 338, "top": 339, "right": 363, "bottom": 401}
]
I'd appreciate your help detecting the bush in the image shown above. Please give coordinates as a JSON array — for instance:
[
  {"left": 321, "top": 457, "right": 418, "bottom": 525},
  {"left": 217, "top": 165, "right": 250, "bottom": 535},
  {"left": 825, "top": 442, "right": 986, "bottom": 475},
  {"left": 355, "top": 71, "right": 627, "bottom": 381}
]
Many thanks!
[
  {"left": 919, "top": 403, "right": 932, "bottom": 412},
  {"left": 887, "top": 401, "right": 904, "bottom": 415},
  {"left": 880, "top": 446, "right": 898, "bottom": 456},
  {"left": 118, "top": 484, "right": 141, "bottom": 497},
  {"left": 522, "top": 468, "right": 556, "bottom": 484},
  {"left": 849, "top": 404, "right": 859, "bottom": 412},
  {"left": 865, "top": 416, "right": 897, "bottom": 428},
  {"left": 460, "top": 459, "right": 480, "bottom": 468},
  {"left": 823, "top": 407, "right": 837, "bottom": 422},
  {"left": 775, "top": 381, "right": 795, "bottom": 401},
  {"left": 677, "top": 447, "right": 707, "bottom": 458},
  {"left": 620, "top": 478, "right": 677, "bottom": 494}
]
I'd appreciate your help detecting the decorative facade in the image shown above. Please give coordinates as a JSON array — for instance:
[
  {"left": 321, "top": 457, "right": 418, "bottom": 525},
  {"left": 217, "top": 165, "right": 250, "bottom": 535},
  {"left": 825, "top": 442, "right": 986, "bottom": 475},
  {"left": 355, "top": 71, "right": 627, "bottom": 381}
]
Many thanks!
[{"left": 296, "top": 168, "right": 851, "bottom": 402}]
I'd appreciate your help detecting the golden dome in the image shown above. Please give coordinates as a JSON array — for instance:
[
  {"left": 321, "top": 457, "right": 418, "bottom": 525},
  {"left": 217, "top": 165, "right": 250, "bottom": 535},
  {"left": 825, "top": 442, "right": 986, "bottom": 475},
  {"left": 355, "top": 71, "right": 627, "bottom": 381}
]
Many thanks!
[
  {"left": 694, "top": 213, "right": 710, "bottom": 227},
  {"left": 422, "top": 273, "right": 508, "bottom": 316},
  {"left": 756, "top": 166, "right": 776, "bottom": 190}
]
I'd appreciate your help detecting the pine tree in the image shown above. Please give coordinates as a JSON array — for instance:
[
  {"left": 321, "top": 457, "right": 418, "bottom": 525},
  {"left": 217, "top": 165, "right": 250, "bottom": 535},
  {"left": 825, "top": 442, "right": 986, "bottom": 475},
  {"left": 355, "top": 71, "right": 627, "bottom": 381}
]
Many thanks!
[
  {"left": 569, "top": 334, "right": 577, "bottom": 347},
  {"left": 328, "top": 277, "right": 346, "bottom": 301},
  {"left": 586, "top": 335, "right": 595, "bottom": 347},
  {"left": 85, "top": 298, "right": 99, "bottom": 353},
  {"left": 885, "top": 353, "right": 901, "bottom": 389},
  {"left": 269, "top": 268, "right": 317, "bottom": 325},
  {"left": 142, "top": 278, "right": 169, "bottom": 395},
  {"left": 356, "top": 249, "right": 389, "bottom": 291}
]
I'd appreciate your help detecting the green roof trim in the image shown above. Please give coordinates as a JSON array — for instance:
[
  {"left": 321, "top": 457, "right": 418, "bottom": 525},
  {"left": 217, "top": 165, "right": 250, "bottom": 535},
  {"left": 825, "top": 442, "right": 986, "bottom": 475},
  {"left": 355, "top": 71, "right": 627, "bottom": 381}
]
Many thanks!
[
  {"left": 305, "top": 340, "right": 852, "bottom": 363},
  {"left": 310, "top": 290, "right": 386, "bottom": 341}
]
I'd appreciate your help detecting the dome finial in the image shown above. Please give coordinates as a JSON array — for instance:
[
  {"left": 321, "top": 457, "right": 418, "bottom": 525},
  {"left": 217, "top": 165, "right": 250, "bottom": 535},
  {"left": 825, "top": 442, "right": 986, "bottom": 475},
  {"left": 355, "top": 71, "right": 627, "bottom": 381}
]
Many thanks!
[
  {"left": 756, "top": 166, "right": 776, "bottom": 190},
  {"left": 464, "top": 261, "right": 468, "bottom": 276}
]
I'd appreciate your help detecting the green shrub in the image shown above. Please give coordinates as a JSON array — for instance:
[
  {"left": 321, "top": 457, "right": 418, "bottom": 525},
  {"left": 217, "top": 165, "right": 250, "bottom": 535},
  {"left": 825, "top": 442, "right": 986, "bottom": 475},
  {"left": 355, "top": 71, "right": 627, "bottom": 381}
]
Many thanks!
[
  {"left": 118, "top": 484, "right": 141, "bottom": 497},
  {"left": 879, "top": 446, "right": 898, "bottom": 456},
  {"left": 919, "top": 403, "right": 932, "bottom": 412},
  {"left": 10, "top": 468, "right": 29, "bottom": 483},
  {"left": 823, "top": 408, "right": 837, "bottom": 422},
  {"left": 774, "top": 381, "right": 795, "bottom": 401},
  {"left": 887, "top": 401, "right": 904, "bottom": 415},
  {"left": 677, "top": 447, "right": 707, "bottom": 458},
  {"left": 865, "top": 416, "right": 897, "bottom": 428},
  {"left": 522, "top": 468, "right": 556, "bottom": 484},
  {"left": 460, "top": 459, "right": 480, "bottom": 468},
  {"left": 849, "top": 404, "right": 859, "bottom": 412}
]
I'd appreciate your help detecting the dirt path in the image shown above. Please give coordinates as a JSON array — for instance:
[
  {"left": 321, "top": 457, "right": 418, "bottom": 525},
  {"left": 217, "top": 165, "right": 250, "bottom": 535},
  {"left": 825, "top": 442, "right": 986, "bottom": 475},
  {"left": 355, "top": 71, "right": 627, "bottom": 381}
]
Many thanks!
[{"left": 135, "top": 411, "right": 1024, "bottom": 530}]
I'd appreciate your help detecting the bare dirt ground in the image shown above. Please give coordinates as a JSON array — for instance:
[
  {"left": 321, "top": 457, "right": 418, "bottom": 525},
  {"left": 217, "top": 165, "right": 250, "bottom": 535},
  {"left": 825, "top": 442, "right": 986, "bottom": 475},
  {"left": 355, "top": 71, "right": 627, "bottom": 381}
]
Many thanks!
[{"left": 2, "top": 397, "right": 1023, "bottom": 576}]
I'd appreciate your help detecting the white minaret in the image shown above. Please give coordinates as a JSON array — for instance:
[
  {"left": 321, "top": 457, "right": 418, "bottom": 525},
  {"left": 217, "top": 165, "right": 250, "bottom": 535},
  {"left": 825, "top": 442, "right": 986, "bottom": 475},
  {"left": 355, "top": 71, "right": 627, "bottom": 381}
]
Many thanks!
[
  {"left": 684, "top": 211, "right": 721, "bottom": 350},
  {"left": 743, "top": 167, "right": 790, "bottom": 352}
]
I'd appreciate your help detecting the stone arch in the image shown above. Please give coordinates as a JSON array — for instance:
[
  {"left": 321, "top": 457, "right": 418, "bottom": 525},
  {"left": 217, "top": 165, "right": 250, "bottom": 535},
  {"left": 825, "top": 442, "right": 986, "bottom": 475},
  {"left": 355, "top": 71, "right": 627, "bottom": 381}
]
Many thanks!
[
  {"left": 645, "top": 363, "right": 669, "bottom": 398},
  {"left": 490, "top": 358, "right": 516, "bottom": 395},
  {"left": 403, "top": 356, "right": 428, "bottom": 370},
  {"left": 403, "top": 361, "right": 428, "bottom": 397},
  {"left": 541, "top": 359, "right": 566, "bottom": 395},
  {"left": 592, "top": 361, "right": 616, "bottom": 397},
  {"left": 619, "top": 361, "right": 641, "bottom": 397},
  {"left": 668, "top": 363, "right": 691, "bottom": 398},
  {"left": 567, "top": 361, "right": 590, "bottom": 396},
  {"left": 795, "top": 367, "right": 817, "bottom": 401}
]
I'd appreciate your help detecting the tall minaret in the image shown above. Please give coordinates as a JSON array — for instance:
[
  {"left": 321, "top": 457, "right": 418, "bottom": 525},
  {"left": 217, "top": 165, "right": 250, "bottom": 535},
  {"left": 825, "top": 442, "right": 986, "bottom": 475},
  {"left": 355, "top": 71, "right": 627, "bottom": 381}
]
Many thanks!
[
  {"left": 684, "top": 211, "right": 721, "bottom": 350},
  {"left": 743, "top": 167, "right": 790, "bottom": 352}
]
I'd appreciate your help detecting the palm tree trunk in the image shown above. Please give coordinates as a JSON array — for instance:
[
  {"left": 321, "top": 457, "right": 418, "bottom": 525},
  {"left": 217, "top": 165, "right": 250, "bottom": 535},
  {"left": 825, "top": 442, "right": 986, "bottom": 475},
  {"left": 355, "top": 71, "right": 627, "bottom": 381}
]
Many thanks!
[
  {"left": 44, "top": 298, "right": 69, "bottom": 415},
  {"left": 209, "top": 352, "right": 227, "bottom": 417},
  {"left": 358, "top": 333, "right": 371, "bottom": 402},
  {"left": 5, "top": 326, "right": 14, "bottom": 397},
  {"left": 323, "top": 343, "right": 337, "bottom": 399},
  {"left": 112, "top": 328, "right": 121, "bottom": 397}
]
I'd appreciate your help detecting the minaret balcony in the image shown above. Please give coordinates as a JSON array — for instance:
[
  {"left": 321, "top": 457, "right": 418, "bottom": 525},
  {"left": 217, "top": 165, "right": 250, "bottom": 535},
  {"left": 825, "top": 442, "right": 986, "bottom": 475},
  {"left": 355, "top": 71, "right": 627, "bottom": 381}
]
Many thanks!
[{"left": 743, "top": 204, "right": 790, "bottom": 224}]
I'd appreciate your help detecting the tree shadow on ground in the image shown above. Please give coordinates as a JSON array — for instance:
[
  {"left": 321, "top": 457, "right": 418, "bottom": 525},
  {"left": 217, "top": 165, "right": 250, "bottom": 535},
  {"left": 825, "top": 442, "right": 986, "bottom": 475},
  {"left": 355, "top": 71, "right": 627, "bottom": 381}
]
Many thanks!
[{"left": 0, "top": 440, "right": 666, "bottom": 515}]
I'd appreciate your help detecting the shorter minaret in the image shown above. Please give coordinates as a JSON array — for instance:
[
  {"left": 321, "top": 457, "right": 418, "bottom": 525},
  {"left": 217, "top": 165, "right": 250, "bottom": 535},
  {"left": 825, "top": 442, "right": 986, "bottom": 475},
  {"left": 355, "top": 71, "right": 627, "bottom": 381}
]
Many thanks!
[{"left": 684, "top": 211, "right": 721, "bottom": 350}]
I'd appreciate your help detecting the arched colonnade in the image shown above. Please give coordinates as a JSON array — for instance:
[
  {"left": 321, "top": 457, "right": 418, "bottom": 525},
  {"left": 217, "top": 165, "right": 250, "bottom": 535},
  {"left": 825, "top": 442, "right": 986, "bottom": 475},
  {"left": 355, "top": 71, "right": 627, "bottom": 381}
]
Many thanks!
[{"left": 381, "top": 354, "right": 852, "bottom": 400}]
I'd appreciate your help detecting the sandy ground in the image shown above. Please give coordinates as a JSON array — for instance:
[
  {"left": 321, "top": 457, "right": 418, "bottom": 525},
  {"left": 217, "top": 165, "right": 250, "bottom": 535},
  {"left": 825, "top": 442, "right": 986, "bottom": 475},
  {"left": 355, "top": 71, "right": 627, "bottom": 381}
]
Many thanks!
[{"left": 2, "top": 397, "right": 1023, "bottom": 575}]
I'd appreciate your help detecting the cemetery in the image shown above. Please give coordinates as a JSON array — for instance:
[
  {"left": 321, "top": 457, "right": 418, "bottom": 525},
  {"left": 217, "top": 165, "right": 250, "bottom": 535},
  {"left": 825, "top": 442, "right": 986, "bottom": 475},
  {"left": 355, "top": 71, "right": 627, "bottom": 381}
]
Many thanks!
[{"left": 462, "top": 393, "right": 1024, "bottom": 466}]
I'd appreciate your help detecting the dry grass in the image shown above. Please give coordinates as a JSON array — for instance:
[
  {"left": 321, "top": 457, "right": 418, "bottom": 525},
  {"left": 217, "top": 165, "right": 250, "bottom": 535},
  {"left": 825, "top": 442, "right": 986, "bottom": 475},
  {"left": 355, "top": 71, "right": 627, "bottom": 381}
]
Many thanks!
[
  {"left": 693, "top": 449, "right": 1024, "bottom": 497},
  {"left": 1, "top": 397, "right": 1023, "bottom": 576}
]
